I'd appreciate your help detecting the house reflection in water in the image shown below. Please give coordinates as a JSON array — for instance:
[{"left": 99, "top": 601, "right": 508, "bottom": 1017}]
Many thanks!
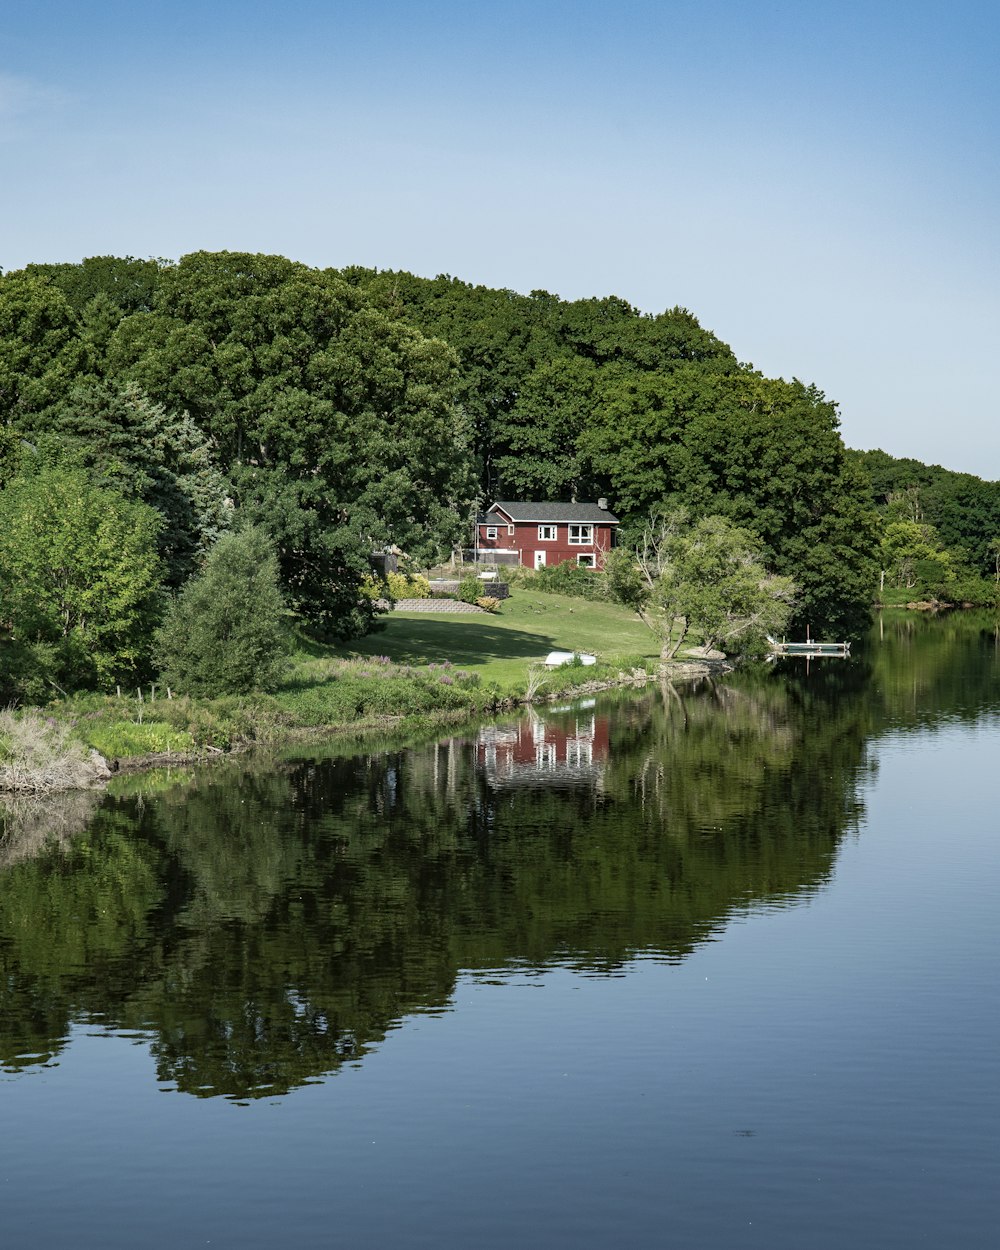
[{"left": 476, "top": 702, "right": 611, "bottom": 790}]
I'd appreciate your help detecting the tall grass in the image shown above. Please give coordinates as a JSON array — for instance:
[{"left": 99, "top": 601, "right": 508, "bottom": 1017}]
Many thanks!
[{"left": 0, "top": 710, "right": 111, "bottom": 793}]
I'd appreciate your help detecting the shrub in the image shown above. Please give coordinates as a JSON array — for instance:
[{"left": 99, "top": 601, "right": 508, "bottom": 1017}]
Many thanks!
[
  {"left": 930, "top": 575, "right": 999, "bottom": 607},
  {"left": 476, "top": 596, "right": 501, "bottom": 613},
  {"left": 155, "top": 527, "right": 289, "bottom": 697},
  {"left": 386, "top": 571, "right": 431, "bottom": 600},
  {"left": 359, "top": 573, "right": 386, "bottom": 602},
  {"left": 533, "top": 561, "right": 607, "bottom": 601},
  {"left": 459, "top": 576, "right": 480, "bottom": 604}
]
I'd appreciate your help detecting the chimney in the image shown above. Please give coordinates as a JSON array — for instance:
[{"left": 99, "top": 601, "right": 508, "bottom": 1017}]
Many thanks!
[{"left": 597, "top": 497, "right": 608, "bottom": 510}]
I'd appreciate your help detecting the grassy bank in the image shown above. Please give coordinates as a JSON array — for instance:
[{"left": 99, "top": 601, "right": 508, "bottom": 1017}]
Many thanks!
[
  {"left": 336, "top": 590, "right": 663, "bottom": 686},
  {"left": 2, "top": 591, "right": 668, "bottom": 789}
]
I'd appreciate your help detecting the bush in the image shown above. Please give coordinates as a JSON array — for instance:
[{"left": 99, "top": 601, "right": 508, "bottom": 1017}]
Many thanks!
[
  {"left": 459, "top": 576, "right": 480, "bottom": 604},
  {"left": 386, "top": 571, "right": 431, "bottom": 600},
  {"left": 155, "top": 527, "right": 289, "bottom": 697},
  {"left": 475, "top": 596, "right": 501, "bottom": 613},
  {"left": 930, "top": 575, "right": 1000, "bottom": 607},
  {"left": 359, "top": 573, "right": 385, "bottom": 602},
  {"left": 532, "top": 561, "right": 608, "bottom": 601}
]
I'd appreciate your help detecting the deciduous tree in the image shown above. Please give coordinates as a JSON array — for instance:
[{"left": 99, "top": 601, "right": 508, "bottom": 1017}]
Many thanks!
[
  {"left": 606, "top": 510, "right": 796, "bottom": 658},
  {"left": 0, "top": 463, "right": 163, "bottom": 695}
]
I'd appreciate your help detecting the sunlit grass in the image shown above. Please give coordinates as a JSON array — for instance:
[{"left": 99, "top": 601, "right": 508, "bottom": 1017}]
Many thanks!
[{"left": 333, "top": 590, "right": 660, "bottom": 689}]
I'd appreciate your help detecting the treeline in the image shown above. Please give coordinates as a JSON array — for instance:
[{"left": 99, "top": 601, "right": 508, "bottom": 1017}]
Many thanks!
[
  {"left": 0, "top": 253, "right": 474, "bottom": 698},
  {"left": 1, "top": 250, "right": 987, "bottom": 700},
  {"left": 344, "top": 268, "right": 878, "bottom": 635},
  {"left": 849, "top": 449, "right": 1000, "bottom": 602}
]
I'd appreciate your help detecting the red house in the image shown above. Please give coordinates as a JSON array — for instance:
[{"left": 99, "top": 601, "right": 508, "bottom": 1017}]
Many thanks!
[{"left": 474, "top": 500, "right": 620, "bottom": 570}]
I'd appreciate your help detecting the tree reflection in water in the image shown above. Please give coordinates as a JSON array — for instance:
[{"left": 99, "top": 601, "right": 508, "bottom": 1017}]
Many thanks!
[{"left": 6, "top": 610, "right": 982, "bottom": 1100}]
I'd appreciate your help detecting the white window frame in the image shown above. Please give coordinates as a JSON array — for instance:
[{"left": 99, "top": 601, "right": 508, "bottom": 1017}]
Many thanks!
[
  {"left": 576, "top": 553, "right": 596, "bottom": 568},
  {"left": 538, "top": 524, "right": 558, "bottom": 541},
  {"left": 485, "top": 526, "right": 497, "bottom": 540},
  {"left": 507, "top": 524, "right": 515, "bottom": 536},
  {"left": 568, "top": 524, "right": 593, "bottom": 545}
]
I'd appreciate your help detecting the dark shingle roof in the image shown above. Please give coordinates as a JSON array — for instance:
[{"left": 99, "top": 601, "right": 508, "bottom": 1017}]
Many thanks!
[{"left": 490, "top": 500, "right": 620, "bottom": 524}]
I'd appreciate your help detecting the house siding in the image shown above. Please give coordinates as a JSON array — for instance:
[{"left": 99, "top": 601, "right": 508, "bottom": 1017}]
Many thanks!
[{"left": 475, "top": 510, "right": 616, "bottom": 569}]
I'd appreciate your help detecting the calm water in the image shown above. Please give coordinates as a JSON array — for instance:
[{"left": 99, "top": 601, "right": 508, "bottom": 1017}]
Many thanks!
[{"left": 2, "top": 612, "right": 998, "bottom": 1248}]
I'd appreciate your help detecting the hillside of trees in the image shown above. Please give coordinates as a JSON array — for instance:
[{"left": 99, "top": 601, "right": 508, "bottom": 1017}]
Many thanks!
[
  {"left": 1, "top": 251, "right": 997, "bottom": 700},
  {"left": 849, "top": 448, "right": 1000, "bottom": 598}
]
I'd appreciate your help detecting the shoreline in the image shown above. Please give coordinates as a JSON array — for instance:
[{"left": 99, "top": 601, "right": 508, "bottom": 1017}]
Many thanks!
[{"left": 1, "top": 656, "right": 734, "bottom": 795}]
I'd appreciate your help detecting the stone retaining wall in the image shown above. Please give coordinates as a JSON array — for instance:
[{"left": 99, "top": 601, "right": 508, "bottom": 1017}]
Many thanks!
[{"left": 393, "top": 599, "right": 488, "bottom": 613}]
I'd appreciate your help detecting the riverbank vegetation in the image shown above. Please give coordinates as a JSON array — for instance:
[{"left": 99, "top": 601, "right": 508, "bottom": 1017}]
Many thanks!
[
  {"left": 1, "top": 589, "right": 666, "bottom": 788},
  {"left": 3, "top": 250, "right": 998, "bottom": 751}
]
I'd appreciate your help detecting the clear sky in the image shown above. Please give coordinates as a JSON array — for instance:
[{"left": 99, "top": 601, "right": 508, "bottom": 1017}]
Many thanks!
[{"left": 3, "top": 1, "right": 998, "bottom": 476}]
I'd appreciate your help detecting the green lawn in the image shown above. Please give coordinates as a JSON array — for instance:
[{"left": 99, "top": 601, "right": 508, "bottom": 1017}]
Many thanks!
[{"left": 337, "top": 591, "right": 661, "bottom": 688}]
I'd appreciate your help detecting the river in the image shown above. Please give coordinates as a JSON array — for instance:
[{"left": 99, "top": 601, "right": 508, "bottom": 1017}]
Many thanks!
[{"left": 1, "top": 611, "right": 998, "bottom": 1248}]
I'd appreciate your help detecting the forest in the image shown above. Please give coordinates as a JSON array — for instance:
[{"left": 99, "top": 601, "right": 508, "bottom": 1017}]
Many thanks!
[{"left": 1, "top": 251, "right": 998, "bottom": 701}]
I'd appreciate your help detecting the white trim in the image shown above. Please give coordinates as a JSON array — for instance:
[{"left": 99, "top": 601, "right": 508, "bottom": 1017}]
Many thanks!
[
  {"left": 533, "top": 550, "right": 547, "bottom": 569},
  {"left": 485, "top": 526, "right": 497, "bottom": 540},
  {"left": 568, "top": 524, "right": 593, "bottom": 545},
  {"left": 577, "top": 553, "right": 596, "bottom": 568},
  {"left": 538, "top": 524, "right": 558, "bottom": 541}
]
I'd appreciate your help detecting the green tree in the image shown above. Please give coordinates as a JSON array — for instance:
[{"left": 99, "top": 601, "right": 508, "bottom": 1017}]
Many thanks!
[
  {"left": 104, "top": 252, "right": 474, "bottom": 624},
  {"left": 850, "top": 447, "right": 1000, "bottom": 579},
  {"left": 606, "top": 510, "right": 796, "bottom": 658},
  {"left": 51, "top": 381, "right": 232, "bottom": 586},
  {"left": 0, "top": 273, "right": 87, "bottom": 427},
  {"left": 586, "top": 370, "right": 876, "bottom": 636},
  {"left": 492, "top": 357, "right": 598, "bottom": 499},
  {"left": 879, "top": 519, "right": 954, "bottom": 591},
  {"left": 154, "top": 527, "right": 288, "bottom": 696},
  {"left": 345, "top": 269, "right": 737, "bottom": 497},
  {"left": 0, "top": 463, "right": 163, "bottom": 695}
]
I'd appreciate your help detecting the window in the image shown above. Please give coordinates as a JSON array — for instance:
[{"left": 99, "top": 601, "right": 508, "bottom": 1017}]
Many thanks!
[
  {"left": 577, "top": 554, "right": 595, "bottom": 568},
  {"left": 538, "top": 524, "right": 557, "bottom": 541},
  {"left": 485, "top": 526, "right": 497, "bottom": 540},
  {"left": 508, "top": 525, "right": 515, "bottom": 536},
  {"left": 568, "top": 524, "right": 593, "bottom": 545}
]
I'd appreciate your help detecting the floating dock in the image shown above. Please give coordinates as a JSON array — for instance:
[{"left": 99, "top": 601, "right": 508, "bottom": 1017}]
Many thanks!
[{"left": 768, "top": 638, "right": 850, "bottom": 657}]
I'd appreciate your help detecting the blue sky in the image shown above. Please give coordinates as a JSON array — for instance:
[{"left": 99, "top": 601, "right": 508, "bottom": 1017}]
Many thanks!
[{"left": 3, "top": 1, "right": 999, "bottom": 476}]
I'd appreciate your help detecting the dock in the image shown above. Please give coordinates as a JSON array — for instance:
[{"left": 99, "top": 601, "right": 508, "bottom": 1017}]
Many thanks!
[{"left": 767, "top": 637, "right": 850, "bottom": 657}]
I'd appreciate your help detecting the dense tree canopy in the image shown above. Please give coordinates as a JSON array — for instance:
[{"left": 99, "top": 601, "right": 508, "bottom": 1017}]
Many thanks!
[
  {"left": 347, "top": 268, "right": 877, "bottom": 635},
  {"left": 11, "top": 251, "right": 972, "bottom": 653},
  {"left": 0, "top": 254, "right": 476, "bottom": 638},
  {"left": 850, "top": 447, "right": 1000, "bottom": 581},
  {"left": 343, "top": 269, "right": 738, "bottom": 497}
]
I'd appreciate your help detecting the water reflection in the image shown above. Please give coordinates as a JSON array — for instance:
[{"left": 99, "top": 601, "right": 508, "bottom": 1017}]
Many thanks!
[
  {"left": 477, "top": 701, "right": 609, "bottom": 789},
  {"left": 1, "top": 611, "right": 993, "bottom": 1100}
]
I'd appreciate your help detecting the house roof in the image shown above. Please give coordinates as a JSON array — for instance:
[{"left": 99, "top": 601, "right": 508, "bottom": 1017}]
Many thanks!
[{"left": 489, "top": 500, "right": 620, "bottom": 524}]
